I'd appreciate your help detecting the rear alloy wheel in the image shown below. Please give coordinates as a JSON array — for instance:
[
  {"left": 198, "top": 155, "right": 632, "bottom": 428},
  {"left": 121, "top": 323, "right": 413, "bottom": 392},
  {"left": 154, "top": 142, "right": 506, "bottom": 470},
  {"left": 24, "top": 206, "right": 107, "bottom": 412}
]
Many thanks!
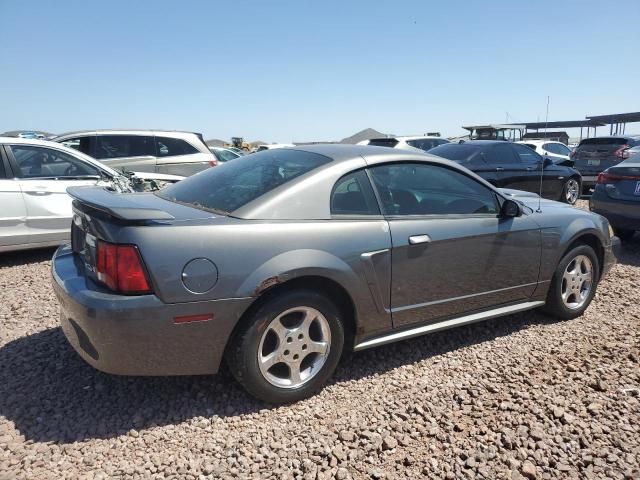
[
  {"left": 227, "top": 290, "right": 344, "bottom": 403},
  {"left": 562, "top": 178, "right": 580, "bottom": 205},
  {"left": 542, "top": 245, "right": 599, "bottom": 320}
]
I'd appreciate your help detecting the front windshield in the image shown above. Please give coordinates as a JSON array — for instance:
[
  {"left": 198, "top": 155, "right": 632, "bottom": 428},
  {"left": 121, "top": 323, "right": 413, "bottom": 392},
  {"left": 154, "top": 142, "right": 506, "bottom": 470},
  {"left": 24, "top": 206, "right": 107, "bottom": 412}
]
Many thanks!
[{"left": 157, "top": 149, "right": 332, "bottom": 214}]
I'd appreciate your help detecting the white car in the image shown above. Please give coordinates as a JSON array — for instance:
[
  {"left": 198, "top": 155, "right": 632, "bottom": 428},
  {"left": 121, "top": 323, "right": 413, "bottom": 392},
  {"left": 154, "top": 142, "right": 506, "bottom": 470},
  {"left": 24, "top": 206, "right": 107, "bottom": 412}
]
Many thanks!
[
  {"left": 209, "top": 146, "right": 242, "bottom": 163},
  {"left": 255, "top": 143, "right": 296, "bottom": 152},
  {"left": 53, "top": 130, "right": 216, "bottom": 177},
  {"left": 0, "top": 137, "right": 182, "bottom": 253},
  {"left": 357, "top": 136, "right": 449, "bottom": 153},
  {"left": 517, "top": 140, "right": 573, "bottom": 165}
]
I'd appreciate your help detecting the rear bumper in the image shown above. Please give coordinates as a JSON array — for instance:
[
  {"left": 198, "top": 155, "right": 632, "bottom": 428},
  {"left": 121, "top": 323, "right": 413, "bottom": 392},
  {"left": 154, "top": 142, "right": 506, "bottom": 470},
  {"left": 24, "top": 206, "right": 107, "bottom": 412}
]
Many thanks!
[
  {"left": 590, "top": 192, "right": 640, "bottom": 230},
  {"left": 52, "top": 245, "right": 252, "bottom": 376}
]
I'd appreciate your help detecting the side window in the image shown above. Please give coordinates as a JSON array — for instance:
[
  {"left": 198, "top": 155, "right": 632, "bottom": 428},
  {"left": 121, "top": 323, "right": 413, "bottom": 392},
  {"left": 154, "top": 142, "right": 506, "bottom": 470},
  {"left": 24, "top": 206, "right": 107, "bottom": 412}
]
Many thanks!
[
  {"left": 155, "top": 136, "right": 199, "bottom": 157},
  {"left": 331, "top": 170, "right": 380, "bottom": 215},
  {"left": 487, "top": 144, "right": 517, "bottom": 164},
  {"left": 10, "top": 145, "right": 99, "bottom": 178},
  {"left": 59, "top": 136, "right": 93, "bottom": 155},
  {"left": 0, "top": 149, "right": 6, "bottom": 178},
  {"left": 94, "top": 135, "right": 155, "bottom": 160},
  {"left": 216, "top": 149, "right": 239, "bottom": 162},
  {"left": 512, "top": 144, "right": 542, "bottom": 164},
  {"left": 369, "top": 163, "right": 499, "bottom": 216}
]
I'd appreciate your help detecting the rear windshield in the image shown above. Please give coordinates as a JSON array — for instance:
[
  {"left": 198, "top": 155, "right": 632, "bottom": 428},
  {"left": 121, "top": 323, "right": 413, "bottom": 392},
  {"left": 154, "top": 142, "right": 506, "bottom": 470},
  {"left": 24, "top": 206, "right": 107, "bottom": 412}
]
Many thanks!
[
  {"left": 579, "top": 138, "right": 629, "bottom": 146},
  {"left": 428, "top": 144, "right": 481, "bottom": 161},
  {"left": 367, "top": 138, "right": 399, "bottom": 148},
  {"left": 157, "top": 149, "right": 331, "bottom": 214}
]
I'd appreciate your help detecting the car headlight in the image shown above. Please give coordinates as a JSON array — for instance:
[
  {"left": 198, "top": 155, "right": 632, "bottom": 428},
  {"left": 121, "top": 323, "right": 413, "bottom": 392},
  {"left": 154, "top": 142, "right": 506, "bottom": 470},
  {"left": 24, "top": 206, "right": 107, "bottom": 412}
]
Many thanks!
[{"left": 608, "top": 224, "right": 615, "bottom": 238}]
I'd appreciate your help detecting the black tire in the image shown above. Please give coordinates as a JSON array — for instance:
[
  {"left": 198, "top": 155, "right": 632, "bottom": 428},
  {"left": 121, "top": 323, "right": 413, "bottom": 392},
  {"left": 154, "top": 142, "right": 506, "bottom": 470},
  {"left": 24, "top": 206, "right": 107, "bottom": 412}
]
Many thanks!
[
  {"left": 542, "top": 244, "right": 600, "bottom": 320},
  {"left": 226, "top": 289, "right": 344, "bottom": 403},
  {"left": 614, "top": 228, "right": 635, "bottom": 241},
  {"left": 561, "top": 177, "right": 580, "bottom": 205}
]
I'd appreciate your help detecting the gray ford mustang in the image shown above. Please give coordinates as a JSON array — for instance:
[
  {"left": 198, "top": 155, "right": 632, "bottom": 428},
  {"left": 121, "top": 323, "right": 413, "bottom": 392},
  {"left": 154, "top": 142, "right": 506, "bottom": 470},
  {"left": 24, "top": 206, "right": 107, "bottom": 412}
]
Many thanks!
[{"left": 52, "top": 145, "right": 618, "bottom": 403}]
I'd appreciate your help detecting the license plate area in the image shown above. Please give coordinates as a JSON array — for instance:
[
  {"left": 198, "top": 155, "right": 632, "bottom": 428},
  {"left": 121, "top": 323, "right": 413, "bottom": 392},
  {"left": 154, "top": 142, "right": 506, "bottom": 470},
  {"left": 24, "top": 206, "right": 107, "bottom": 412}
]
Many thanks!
[
  {"left": 634, "top": 181, "right": 640, "bottom": 196},
  {"left": 587, "top": 159, "right": 600, "bottom": 166}
]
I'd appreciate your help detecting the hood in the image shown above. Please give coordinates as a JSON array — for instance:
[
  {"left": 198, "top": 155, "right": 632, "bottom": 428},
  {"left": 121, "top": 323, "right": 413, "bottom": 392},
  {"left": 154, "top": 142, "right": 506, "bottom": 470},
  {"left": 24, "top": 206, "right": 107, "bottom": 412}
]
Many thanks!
[{"left": 498, "top": 188, "right": 540, "bottom": 199}]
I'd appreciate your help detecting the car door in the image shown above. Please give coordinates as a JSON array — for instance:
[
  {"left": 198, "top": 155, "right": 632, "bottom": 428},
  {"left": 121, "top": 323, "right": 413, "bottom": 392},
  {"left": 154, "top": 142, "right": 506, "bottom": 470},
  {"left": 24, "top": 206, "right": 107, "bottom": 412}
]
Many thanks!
[
  {"left": 93, "top": 134, "right": 157, "bottom": 173},
  {"left": 0, "top": 147, "right": 29, "bottom": 248},
  {"left": 511, "top": 143, "right": 563, "bottom": 198},
  {"left": 155, "top": 135, "right": 212, "bottom": 176},
  {"left": 487, "top": 143, "right": 536, "bottom": 191},
  {"left": 7, "top": 144, "right": 102, "bottom": 244},
  {"left": 368, "top": 162, "right": 541, "bottom": 328}
]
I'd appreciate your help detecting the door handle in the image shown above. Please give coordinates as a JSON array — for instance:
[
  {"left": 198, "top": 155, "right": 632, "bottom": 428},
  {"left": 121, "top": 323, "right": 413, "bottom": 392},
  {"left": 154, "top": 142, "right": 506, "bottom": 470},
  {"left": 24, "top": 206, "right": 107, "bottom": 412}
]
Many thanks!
[
  {"left": 526, "top": 166, "right": 535, "bottom": 171},
  {"left": 495, "top": 167, "right": 504, "bottom": 171},
  {"left": 25, "top": 190, "right": 51, "bottom": 195},
  {"left": 409, "top": 234, "right": 431, "bottom": 245}
]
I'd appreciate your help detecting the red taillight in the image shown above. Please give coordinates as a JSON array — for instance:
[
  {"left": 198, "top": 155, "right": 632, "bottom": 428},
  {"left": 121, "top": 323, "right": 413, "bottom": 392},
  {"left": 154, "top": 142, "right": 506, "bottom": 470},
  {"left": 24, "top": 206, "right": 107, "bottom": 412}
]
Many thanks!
[
  {"left": 596, "top": 171, "right": 640, "bottom": 184},
  {"left": 570, "top": 148, "right": 577, "bottom": 158},
  {"left": 209, "top": 158, "right": 218, "bottom": 167},
  {"left": 96, "top": 241, "right": 152, "bottom": 294},
  {"left": 613, "top": 144, "right": 630, "bottom": 160}
]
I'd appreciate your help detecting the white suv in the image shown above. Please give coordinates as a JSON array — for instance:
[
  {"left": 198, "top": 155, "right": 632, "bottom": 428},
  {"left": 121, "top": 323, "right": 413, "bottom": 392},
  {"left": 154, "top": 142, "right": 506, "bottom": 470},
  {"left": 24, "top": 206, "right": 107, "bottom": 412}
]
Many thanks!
[
  {"left": 517, "top": 140, "right": 573, "bottom": 165},
  {"left": 358, "top": 136, "right": 449, "bottom": 153},
  {"left": 54, "top": 130, "right": 217, "bottom": 177}
]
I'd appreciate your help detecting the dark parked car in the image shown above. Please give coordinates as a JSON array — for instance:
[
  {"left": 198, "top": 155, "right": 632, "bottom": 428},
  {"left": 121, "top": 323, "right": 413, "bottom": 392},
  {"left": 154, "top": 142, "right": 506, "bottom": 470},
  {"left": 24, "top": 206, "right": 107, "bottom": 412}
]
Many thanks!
[
  {"left": 52, "top": 145, "right": 616, "bottom": 403},
  {"left": 572, "top": 136, "right": 640, "bottom": 193},
  {"left": 590, "top": 159, "right": 640, "bottom": 240},
  {"left": 429, "top": 141, "right": 582, "bottom": 204}
]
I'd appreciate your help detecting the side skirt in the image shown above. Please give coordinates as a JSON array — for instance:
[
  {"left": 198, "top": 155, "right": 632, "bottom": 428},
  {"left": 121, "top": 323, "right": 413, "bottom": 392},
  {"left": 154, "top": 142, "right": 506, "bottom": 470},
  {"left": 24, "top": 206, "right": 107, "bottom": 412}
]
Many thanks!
[{"left": 353, "top": 301, "right": 545, "bottom": 351}]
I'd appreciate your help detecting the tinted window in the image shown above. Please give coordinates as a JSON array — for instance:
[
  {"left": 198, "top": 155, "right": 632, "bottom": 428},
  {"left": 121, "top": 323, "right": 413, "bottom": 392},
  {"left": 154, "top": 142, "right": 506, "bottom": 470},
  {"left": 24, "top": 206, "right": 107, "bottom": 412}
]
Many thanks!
[
  {"left": 512, "top": 144, "right": 541, "bottom": 164},
  {"left": 331, "top": 170, "right": 380, "bottom": 215},
  {"left": 406, "top": 138, "right": 448, "bottom": 151},
  {"left": 369, "top": 163, "right": 498, "bottom": 215},
  {"left": 522, "top": 144, "right": 537, "bottom": 151},
  {"left": 158, "top": 149, "right": 331, "bottom": 214},
  {"left": 484, "top": 144, "right": 517, "bottom": 164},
  {"left": 94, "top": 135, "right": 155, "bottom": 160},
  {"left": 10, "top": 145, "right": 100, "bottom": 178},
  {"left": 428, "top": 144, "right": 482, "bottom": 162},
  {"left": 59, "top": 136, "right": 93, "bottom": 155},
  {"left": 0, "top": 152, "right": 6, "bottom": 178},
  {"left": 156, "top": 136, "right": 199, "bottom": 157},
  {"left": 368, "top": 138, "right": 399, "bottom": 148}
]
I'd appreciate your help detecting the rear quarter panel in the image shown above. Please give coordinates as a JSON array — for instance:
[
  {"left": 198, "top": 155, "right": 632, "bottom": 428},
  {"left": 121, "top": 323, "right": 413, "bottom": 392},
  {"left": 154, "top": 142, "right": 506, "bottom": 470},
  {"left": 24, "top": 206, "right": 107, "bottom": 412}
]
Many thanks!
[{"left": 121, "top": 218, "right": 393, "bottom": 337}]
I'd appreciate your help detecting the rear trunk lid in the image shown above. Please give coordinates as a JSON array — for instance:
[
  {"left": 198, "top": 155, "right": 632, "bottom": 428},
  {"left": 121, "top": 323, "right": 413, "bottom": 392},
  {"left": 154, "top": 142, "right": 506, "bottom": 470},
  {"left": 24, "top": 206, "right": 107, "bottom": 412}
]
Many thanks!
[
  {"left": 574, "top": 137, "right": 630, "bottom": 175},
  {"left": 598, "top": 162, "right": 640, "bottom": 202},
  {"left": 68, "top": 186, "right": 218, "bottom": 285}
]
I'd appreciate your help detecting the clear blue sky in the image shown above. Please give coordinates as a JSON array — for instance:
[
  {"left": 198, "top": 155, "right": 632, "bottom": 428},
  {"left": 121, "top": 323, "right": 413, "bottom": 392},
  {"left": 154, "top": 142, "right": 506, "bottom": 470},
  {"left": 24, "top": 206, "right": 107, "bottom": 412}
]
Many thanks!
[{"left": 1, "top": 0, "right": 638, "bottom": 142}]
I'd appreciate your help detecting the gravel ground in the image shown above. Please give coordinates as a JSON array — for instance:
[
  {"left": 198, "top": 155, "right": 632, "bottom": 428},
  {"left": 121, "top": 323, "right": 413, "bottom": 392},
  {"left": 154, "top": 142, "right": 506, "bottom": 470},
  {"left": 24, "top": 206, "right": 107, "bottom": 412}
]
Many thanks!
[{"left": 1, "top": 201, "right": 639, "bottom": 479}]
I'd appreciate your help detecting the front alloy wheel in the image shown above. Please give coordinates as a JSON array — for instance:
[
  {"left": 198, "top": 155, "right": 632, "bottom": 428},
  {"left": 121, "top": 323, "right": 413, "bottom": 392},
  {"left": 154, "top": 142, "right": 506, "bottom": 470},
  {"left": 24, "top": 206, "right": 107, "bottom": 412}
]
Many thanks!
[
  {"left": 560, "top": 255, "right": 593, "bottom": 309},
  {"left": 563, "top": 178, "right": 580, "bottom": 205},
  {"left": 542, "top": 244, "right": 599, "bottom": 320}
]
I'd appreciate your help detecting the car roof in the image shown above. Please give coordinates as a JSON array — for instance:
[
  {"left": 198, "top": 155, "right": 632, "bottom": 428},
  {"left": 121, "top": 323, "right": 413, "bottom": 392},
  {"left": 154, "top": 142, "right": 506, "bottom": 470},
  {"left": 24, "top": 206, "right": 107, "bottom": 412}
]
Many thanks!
[
  {"left": 517, "top": 140, "right": 563, "bottom": 145},
  {"left": 53, "top": 129, "right": 201, "bottom": 139},
  {"left": 230, "top": 144, "right": 504, "bottom": 220},
  {"left": 369, "top": 135, "right": 446, "bottom": 142}
]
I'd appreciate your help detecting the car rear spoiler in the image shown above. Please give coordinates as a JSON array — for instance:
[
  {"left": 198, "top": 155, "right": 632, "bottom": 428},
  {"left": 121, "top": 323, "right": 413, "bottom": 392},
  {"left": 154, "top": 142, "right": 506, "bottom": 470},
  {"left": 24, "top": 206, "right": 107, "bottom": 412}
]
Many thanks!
[{"left": 67, "top": 186, "right": 175, "bottom": 221}]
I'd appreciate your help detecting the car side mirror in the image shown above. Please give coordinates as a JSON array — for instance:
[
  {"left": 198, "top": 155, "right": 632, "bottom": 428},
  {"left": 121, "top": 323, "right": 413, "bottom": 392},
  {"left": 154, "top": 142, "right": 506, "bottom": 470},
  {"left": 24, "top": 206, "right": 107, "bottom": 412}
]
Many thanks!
[
  {"left": 543, "top": 157, "right": 553, "bottom": 167},
  {"left": 501, "top": 199, "right": 522, "bottom": 218}
]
